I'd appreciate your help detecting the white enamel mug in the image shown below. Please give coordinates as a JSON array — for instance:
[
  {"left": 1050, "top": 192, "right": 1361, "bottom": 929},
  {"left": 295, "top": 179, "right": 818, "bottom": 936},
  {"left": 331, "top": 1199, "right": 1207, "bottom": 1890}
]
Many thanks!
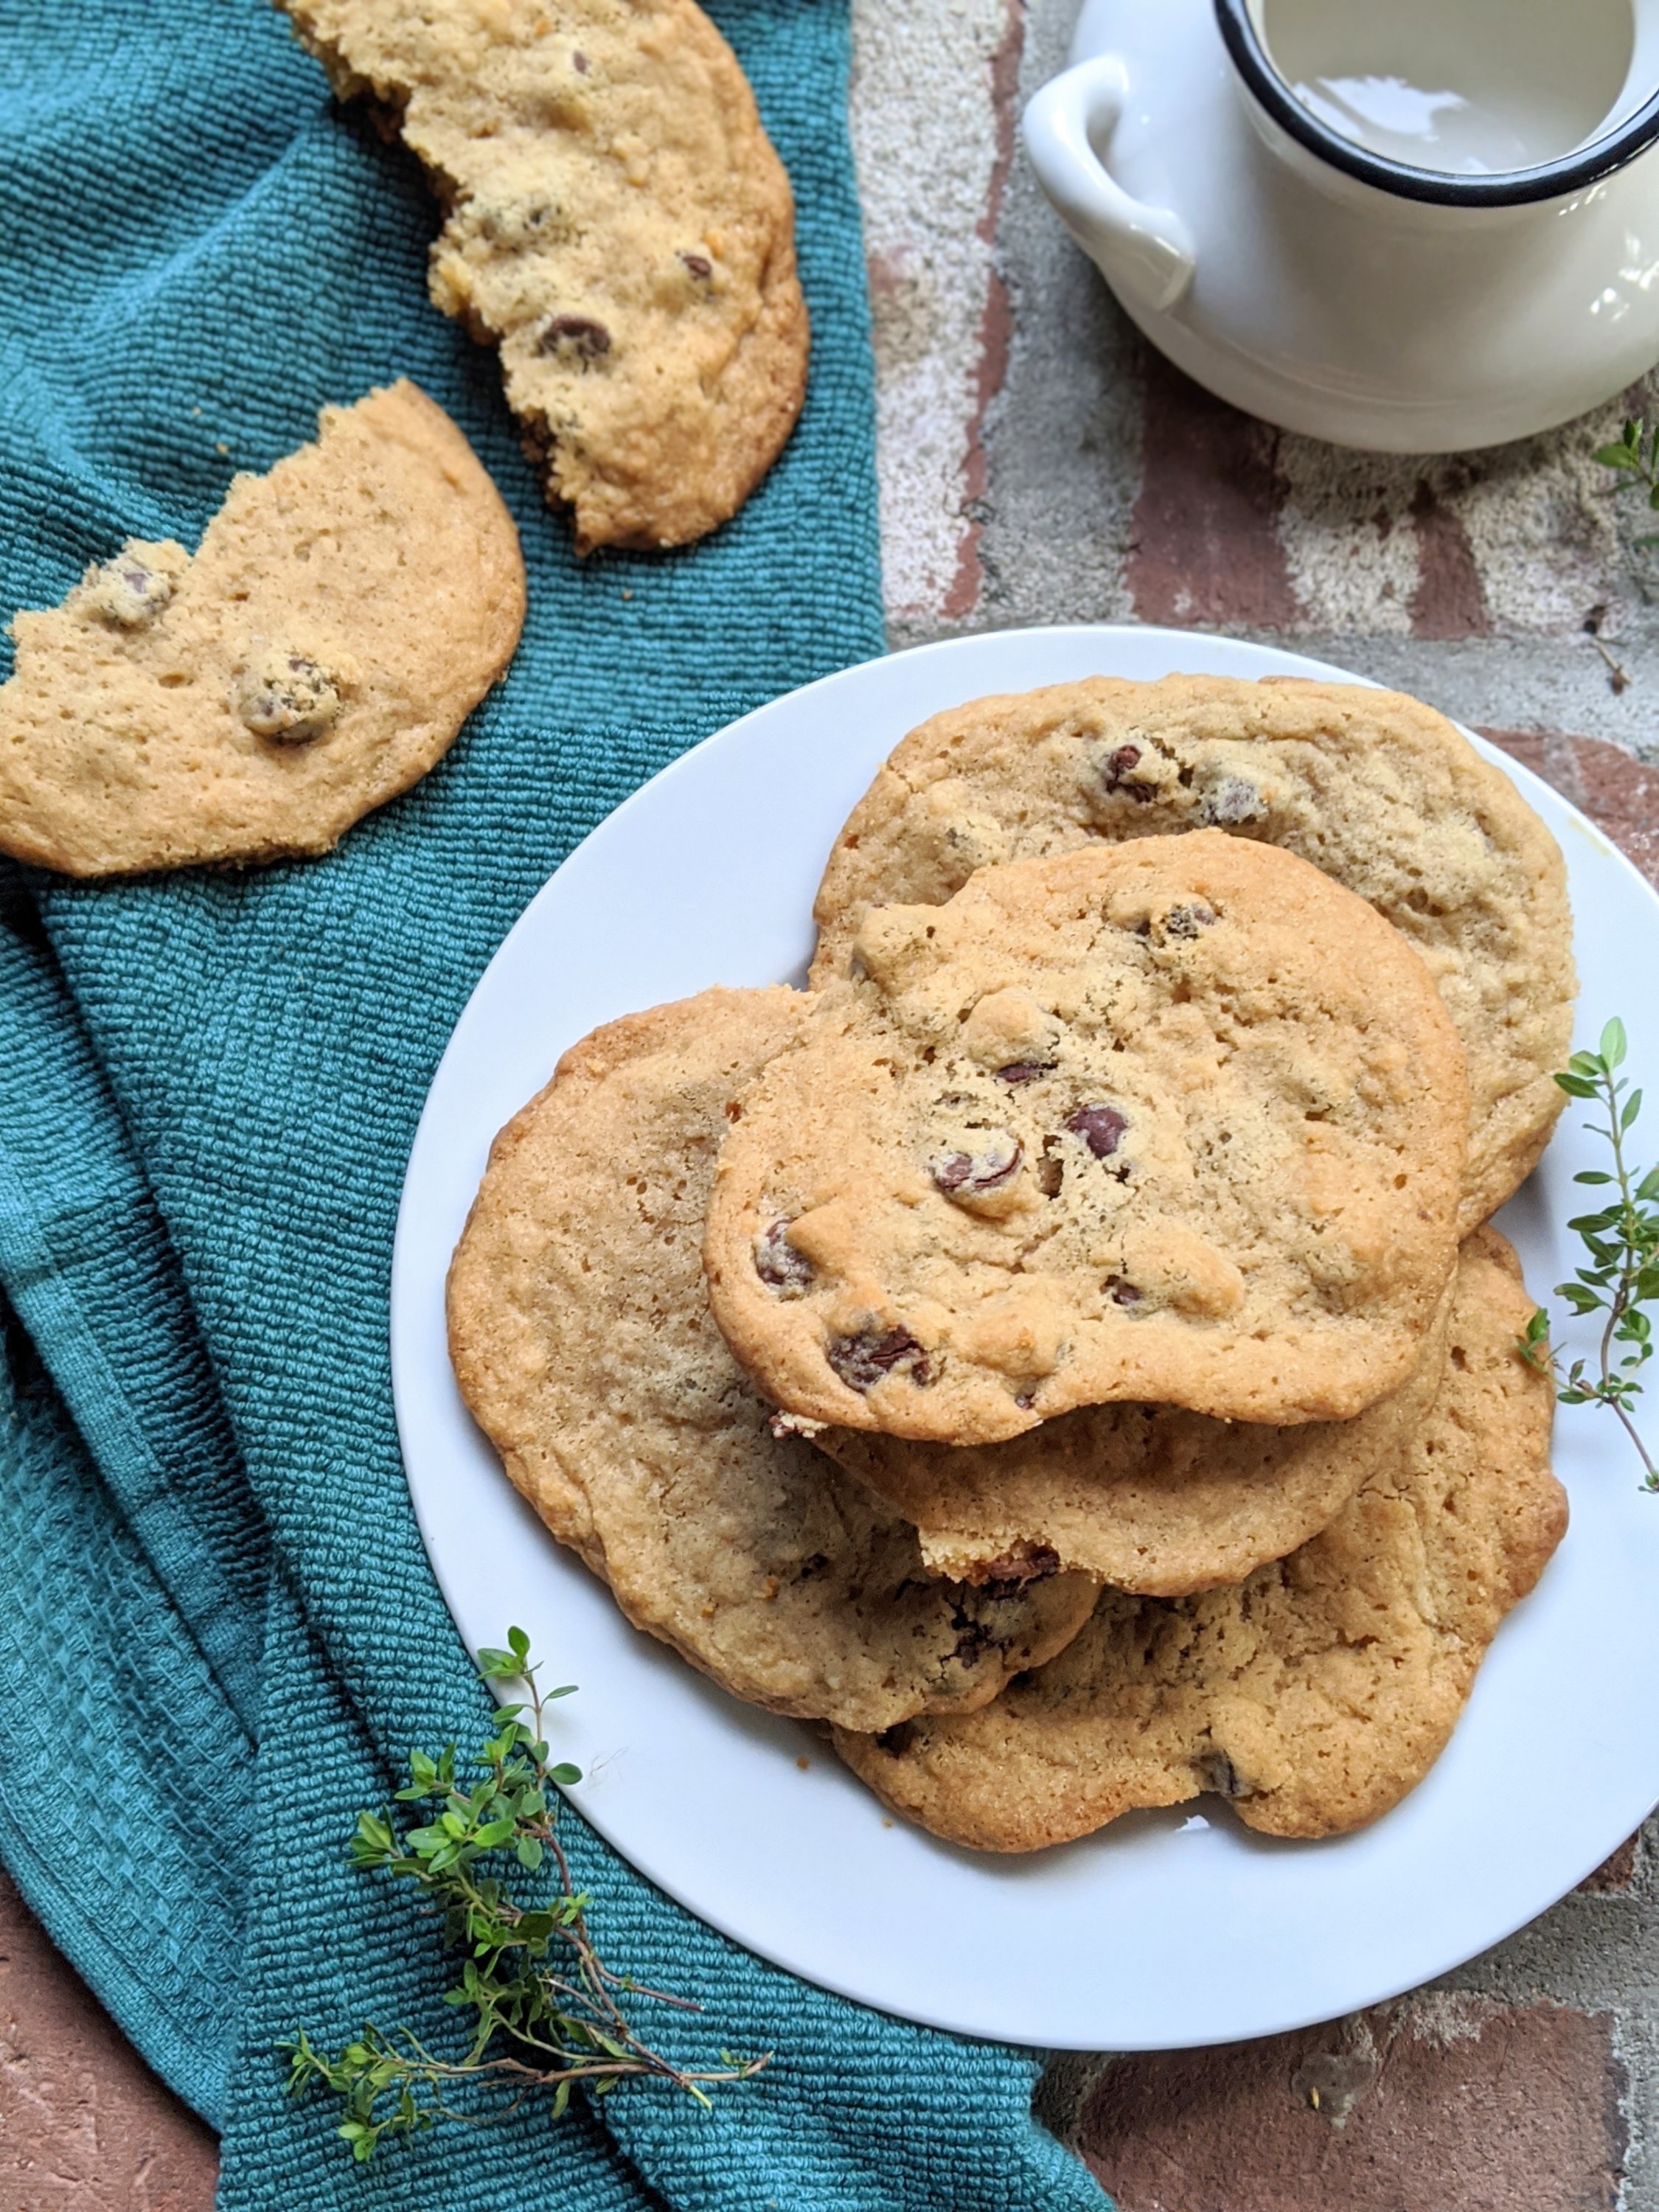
[{"left": 1023, "top": 0, "right": 1659, "bottom": 451}]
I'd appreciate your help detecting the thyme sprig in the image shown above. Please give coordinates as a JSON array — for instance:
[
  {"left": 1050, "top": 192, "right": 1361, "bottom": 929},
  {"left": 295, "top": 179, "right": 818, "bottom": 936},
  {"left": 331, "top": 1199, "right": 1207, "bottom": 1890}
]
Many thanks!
[
  {"left": 1522, "top": 1019, "right": 1659, "bottom": 1486},
  {"left": 283, "top": 1627, "right": 768, "bottom": 2161},
  {"left": 1593, "top": 417, "right": 1659, "bottom": 550}
]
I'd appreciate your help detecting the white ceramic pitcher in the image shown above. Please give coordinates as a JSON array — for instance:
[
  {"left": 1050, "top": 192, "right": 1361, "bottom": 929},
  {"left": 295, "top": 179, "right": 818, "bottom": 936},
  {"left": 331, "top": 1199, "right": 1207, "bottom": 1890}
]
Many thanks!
[{"left": 1023, "top": 0, "right": 1659, "bottom": 451}]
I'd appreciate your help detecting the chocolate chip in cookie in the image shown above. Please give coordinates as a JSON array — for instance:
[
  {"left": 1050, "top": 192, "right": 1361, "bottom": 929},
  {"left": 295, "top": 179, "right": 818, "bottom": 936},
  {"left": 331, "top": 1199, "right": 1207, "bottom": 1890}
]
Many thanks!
[
  {"left": 1062, "top": 1103, "right": 1128, "bottom": 1160},
  {"left": 826, "top": 1326, "right": 933, "bottom": 1393},
  {"left": 928, "top": 1131, "right": 1023, "bottom": 1204},
  {"left": 754, "top": 1217, "right": 814, "bottom": 1298},
  {"left": 1099, "top": 741, "right": 1158, "bottom": 802},
  {"left": 538, "top": 313, "right": 612, "bottom": 364}
]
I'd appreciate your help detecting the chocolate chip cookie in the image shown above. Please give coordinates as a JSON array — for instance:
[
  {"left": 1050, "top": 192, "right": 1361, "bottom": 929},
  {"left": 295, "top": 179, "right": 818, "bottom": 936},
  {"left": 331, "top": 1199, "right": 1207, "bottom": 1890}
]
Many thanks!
[
  {"left": 446, "top": 988, "right": 1096, "bottom": 1732},
  {"left": 0, "top": 381, "right": 524, "bottom": 876},
  {"left": 706, "top": 835, "right": 1469, "bottom": 1445},
  {"left": 833, "top": 1229, "right": 1564, "bottom": 1848},
  {"left": 810, "top": 676, "right": 1574, "bottom": 1231},
  {"left": 279, "top": 0, "right": 809, "bottom": 552},
  {"left": 818, "top": 1268, "right": 1453, "bottom": 1595}
]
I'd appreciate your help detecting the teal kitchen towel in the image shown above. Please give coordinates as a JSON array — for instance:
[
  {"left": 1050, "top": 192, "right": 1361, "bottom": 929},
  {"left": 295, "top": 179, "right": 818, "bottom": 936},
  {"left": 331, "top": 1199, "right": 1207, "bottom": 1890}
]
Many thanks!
[{"left": 0, "top": 1, "right": 1109, "bottom": 2206}]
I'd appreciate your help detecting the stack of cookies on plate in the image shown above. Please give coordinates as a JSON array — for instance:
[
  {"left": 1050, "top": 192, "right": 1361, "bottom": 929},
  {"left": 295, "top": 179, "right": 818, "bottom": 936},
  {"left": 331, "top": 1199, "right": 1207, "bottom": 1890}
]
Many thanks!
[{"left": 449, "top": 675, "right": 1575, "bottom": 1852}]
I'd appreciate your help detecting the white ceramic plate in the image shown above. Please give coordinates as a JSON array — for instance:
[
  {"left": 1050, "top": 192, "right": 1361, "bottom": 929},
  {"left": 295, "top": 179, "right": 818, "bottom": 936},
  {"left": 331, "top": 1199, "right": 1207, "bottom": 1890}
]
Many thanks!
[{"left": 392, "top": 625, "right": 1659, "bottom": 2051}]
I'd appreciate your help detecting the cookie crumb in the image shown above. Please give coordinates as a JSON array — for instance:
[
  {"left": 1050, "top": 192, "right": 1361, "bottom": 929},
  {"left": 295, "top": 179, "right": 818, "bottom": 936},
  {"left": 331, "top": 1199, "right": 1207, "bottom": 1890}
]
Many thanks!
[
  {"left": 235, "top": 649, "right": 346, "bottom": 744},
  {"left": 769, "top": 1408, "right": 827, "bottom": 1441},
  {"left": 83, "top": 545, "right": 183, "bottom": 627}
]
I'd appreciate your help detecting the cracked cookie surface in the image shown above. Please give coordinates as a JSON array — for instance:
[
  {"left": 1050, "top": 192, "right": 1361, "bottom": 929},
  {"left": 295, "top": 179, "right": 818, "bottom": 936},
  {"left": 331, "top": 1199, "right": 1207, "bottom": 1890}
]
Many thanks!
[
  {"left": 810, "top": 676, "right": 1574, "bottom": 1231},
  {"left": 0, "top": 381, "right": 524, "bottom": 876},
  {"left": 832, "top": 1230, "right": 1565, "bottom": 1848},
  {"left": 818, "top": 1269, "right": 1453, "bottom": 1595},
  {"left": 446, "top": 987, "right": 1096, "bottom": 1732},
  {"left": 280, "top": 0, "right": 808, "bottom": 552},
  {"left": 706, "top": 835, "right": 1469, "bottom": 1444}
]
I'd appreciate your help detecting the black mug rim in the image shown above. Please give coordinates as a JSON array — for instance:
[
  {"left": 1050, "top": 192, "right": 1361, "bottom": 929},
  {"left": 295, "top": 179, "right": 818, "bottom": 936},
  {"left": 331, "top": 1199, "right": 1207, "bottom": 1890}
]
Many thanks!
[{"left": 1214, "top": 0, "right": 1659, "bottom": 206}]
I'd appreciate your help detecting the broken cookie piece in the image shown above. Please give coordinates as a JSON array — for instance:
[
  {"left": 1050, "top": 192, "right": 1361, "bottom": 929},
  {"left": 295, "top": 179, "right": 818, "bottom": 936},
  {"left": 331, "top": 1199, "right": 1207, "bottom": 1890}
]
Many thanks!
[
  {"left": 0, "top": 381, "right": 524, "bottom": 877},
  {"left": 277, "top": 0, "right": 810, "bottom": 552}
]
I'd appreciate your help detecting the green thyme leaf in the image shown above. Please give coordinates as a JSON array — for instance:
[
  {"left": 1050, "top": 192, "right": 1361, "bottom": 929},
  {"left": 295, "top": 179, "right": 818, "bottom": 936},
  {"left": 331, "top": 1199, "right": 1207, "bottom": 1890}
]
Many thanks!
[
  {"left": 1527, "top": 1022, "right": 1658, "bottom": 1486},
  {"left": 285, "top": 1634, "right": 768, "bottom": 2159},
  {"left": 1594, "top": 422, "right": 1659, "bottom": 569}
]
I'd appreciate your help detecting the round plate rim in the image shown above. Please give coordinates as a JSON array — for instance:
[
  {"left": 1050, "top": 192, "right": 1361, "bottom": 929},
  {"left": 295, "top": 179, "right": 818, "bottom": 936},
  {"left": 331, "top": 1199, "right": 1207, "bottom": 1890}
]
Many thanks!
[{"left": 391, "top": 622, "right": 1659, "bottom": 2051}]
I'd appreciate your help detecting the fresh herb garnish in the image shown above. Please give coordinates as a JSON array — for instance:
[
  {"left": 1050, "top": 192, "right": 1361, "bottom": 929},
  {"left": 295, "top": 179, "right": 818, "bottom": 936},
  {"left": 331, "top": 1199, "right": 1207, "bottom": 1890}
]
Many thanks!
[
  {"left": 283, "top": 1627, "right": 768, "bottom": 2161},
  {"left": 1593, "top": 417, "right": 1659, "bottom": 550},
  {"left": 1522, "top": 1019, "right": 1659, "bottom": 1486}
]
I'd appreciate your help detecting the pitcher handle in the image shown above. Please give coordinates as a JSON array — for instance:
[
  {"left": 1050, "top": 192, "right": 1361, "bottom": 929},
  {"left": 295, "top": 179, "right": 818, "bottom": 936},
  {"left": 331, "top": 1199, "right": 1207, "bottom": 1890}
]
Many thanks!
[{"left": 1023, "top": 55, "right": 1197, "bottom": 315}]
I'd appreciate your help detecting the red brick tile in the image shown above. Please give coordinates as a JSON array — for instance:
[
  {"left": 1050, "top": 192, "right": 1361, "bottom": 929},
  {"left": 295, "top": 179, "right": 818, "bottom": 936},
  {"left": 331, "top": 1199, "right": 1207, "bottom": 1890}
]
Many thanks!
[
  {"left": 943, "top": 0, "right": 1023, "bottom": 621},
  {"left": 1409, "top": 479, "right": 1489, "bottom": 638},
  {"left": 1568, "top": 735, "right": 1659, "bottom": 892},
  {"left": 1480, "top": 728, "right": 1659, "bottom": 892},
  {"left": 1579, "top": 1832, "right": 1642, "bottom": 1894},
  {"left": 1080, "top": 1997, "right": 1627, "bottom": 2212},
  {"left": 1478, "top": 727, "right": 1582, "bottom": 799},
  {"left": 1127, "top": 356, "right": 1300, "bottom": 631},
  {"left": 945, "top": 265, "right": 1013, "bottom": 622},
  {"left": 0, "top": 1872, "right": 217, "bottom": 2211}
]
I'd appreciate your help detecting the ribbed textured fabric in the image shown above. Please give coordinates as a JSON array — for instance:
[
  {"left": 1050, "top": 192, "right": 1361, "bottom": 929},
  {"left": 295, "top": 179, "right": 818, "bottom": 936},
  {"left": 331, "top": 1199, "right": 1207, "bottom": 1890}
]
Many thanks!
[{"left": 0, "top": 2, "right": 1109, "bottom": 2207}]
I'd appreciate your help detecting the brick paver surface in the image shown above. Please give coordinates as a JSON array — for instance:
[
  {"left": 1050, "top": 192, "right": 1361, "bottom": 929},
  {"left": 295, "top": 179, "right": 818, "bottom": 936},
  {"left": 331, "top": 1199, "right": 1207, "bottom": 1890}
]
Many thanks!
[
  {"left": 9, "top": 0, "right": 1659, "bottom": 2199},
  {"left": 0, "top": 1875, "right": 215, "bottom": 2211},
  {"left": 1080, "top": 1998, "right": 1627, "bottom": 2212}
]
